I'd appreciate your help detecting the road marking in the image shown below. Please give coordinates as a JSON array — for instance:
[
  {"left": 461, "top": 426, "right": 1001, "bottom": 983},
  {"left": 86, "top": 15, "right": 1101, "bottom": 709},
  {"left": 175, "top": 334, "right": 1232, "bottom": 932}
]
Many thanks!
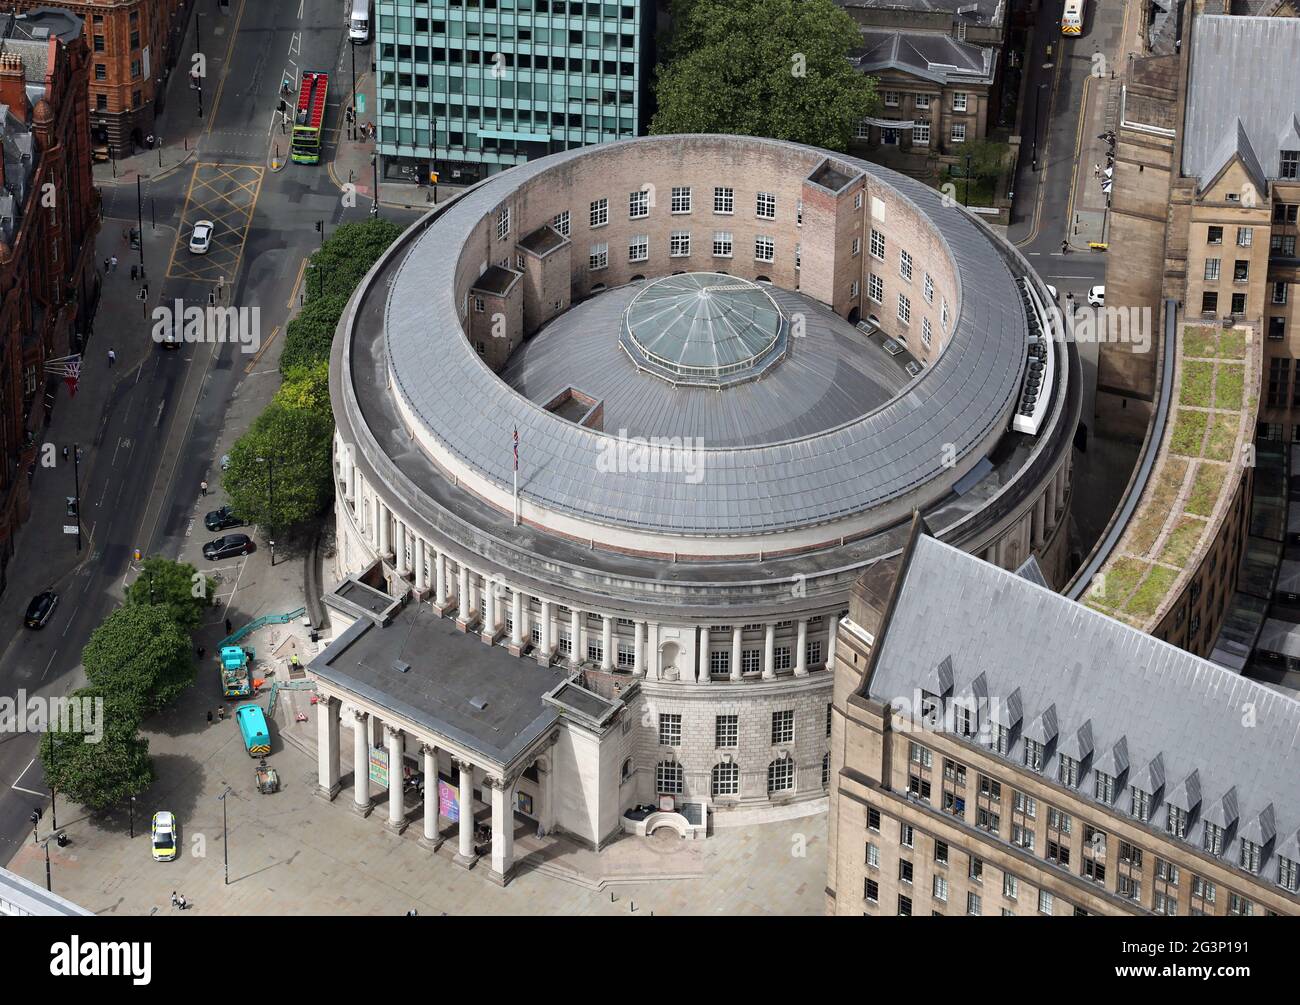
[
  {"left": 243, "top": 325, "right": 281, "bottom": 373},
  {"left": 40, "top": 649, "right": 58, "bottom": 682},
  {"left": 222, "top": 555, "right": 250, "bottom": 616},
  {"left": 60, "top": 609, "right": 78, "bottom": 638},
  {"left": 12, "top": 760, "right": 45, "bottom": 797},
  {"left": 205, "top": 0, "right": 248, "bottom": 138},
  {"left": 156, "top": 399, "right": 167, "bottom": 427},
  {"left": 287, "top": 258, "right": 309, "bottom": 308}
]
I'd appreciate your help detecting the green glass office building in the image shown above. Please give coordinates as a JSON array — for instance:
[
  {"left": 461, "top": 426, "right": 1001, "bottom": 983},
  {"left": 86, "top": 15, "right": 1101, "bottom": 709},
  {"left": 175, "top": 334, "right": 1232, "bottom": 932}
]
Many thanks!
[{"left": 374, "top": 0, "right": 654, "bottom": 185}]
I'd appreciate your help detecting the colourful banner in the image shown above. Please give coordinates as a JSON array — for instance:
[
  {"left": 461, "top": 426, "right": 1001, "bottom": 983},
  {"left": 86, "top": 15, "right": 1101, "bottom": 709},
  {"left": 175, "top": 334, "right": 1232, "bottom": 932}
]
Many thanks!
[
  {"left": 438, "top": 780, "right": 460, "bottom": 823},
  {"left": 368, "top": 746, "right": 389, "bottom": 788}
]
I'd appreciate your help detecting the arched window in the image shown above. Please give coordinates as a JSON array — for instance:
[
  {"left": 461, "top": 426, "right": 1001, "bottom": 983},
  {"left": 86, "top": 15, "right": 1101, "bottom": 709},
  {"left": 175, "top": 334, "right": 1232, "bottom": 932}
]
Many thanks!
[
  {"left": 768, "top": 756, "right": 795, "bottom": 794},
  {"left": 656, "top": 759, "right": 683, "bottom": 794},
  {"left": 822, "top": 752, "right": 831, "bottom": 789},
  {"left": 712, "top": 762, "right": 739, "bottom": 797},
  {"left": 621, "top": 757, "right": 633, "bottom": 783}
]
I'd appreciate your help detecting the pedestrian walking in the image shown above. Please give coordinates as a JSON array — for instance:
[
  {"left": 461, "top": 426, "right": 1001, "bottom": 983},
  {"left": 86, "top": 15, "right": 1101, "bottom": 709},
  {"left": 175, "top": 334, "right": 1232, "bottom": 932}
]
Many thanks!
[
  {"left": 200, "top": 479, "right": 208, "bottom": 496},
  {"left": 62, "top": 446, "right": 69, "bottom": 461},
  {"left": 170, "top": 891, "right": 179, "bottom": 908},
  {"left": 197, "top": 645, "right": 206, "bottom": 659},
  {"left": 177, "top": 894, "right": 188, "bottom": 910},
  {"left": 110, "top": 255, "right": 118, "bottom": 271},
  {"left": 1060, "top": 240, "right": 1070, "bottom": 255},
  {"left": 107, "top": 349, "right": 116, "bottom": 367},
  {"left": 207, "top": 709, "right": 213, "bottom": 724},
  {"left": 1093, "top": 163, "right": 1100, "bottom": 178},
  {"left": 225, "top": 617, "right": 233, "bottom": 635},
  {"left": 104, "top": 257, "right": 110, "bottom": 273},
  {"left": 217, "top": 706, "right": 225, "bottom": 721},
  {"left": 130, "top": 264, "right": 138, "bottom": 281}
]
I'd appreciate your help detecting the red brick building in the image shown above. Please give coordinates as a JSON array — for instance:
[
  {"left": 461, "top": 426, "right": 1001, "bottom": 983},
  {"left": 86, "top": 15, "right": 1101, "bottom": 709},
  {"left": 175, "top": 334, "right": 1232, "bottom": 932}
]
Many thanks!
[
  {"left": 9, "top": 1, "right": 189, "bottom": 151},
  {"left": 0, "top": 8, "right": 101, "bottom": 596}
]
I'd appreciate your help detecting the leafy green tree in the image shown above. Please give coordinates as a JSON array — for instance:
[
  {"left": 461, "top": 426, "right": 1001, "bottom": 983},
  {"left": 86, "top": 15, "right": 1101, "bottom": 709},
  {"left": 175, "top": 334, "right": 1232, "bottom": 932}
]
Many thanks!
[
  {"left": 279, "top": 292, "right": 350, "bottom": 373},
  {"left": 124, "top": 556, "right": 215, "bottom": 632},
  {"left": 311, "top": 218, "right": 404, "bottom": 302},
  {"left": 960, "top": 138, "right": 1010, "bottom": 180},
  {"left": 651, "top": 0, "right": 877, "bottom": 151},
  {"left": 40, "top": 691, "right": 153, "bottom": 813},
  {"left": 223, "top": 396, "right": 334, "bottom": 531},
  {"left": 82, "top": 605, "right": 195, "bottom": 715}
]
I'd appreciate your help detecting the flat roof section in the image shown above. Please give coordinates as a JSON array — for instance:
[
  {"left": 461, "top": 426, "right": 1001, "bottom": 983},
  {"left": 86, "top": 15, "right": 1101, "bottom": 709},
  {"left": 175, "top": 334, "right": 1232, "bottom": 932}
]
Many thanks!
[
  {"left": 518, "top": 224, "right": 569, "bottom": 257},
  {"left": 311, "top": 599, "right": 565, "bottom": 766}
]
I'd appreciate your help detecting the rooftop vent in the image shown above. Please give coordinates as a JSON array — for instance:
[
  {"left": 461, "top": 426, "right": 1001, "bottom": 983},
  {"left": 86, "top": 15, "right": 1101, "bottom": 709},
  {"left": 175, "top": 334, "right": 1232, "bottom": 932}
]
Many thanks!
[
  {"left": 391, "top": 659, "right": 411, "bottom": 674},
  {"left": 468, "top": 696, "right": 489, "bottom": 711}
]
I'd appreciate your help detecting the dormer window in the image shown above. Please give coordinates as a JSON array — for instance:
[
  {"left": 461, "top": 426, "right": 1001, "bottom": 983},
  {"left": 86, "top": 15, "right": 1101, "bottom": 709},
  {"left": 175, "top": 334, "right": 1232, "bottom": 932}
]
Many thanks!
[
  {"left": 1059, "top": 755, "right": 1079, "bottom": 788},
  {"left": 1280, "top": 856, "right": 1299, "bottom": 893},
  {"left": 1204, "top": 822, "right": 1225, "bottom": 856},
  {"left": 1024, "top": 738, "right": 1044, "bottom": 772},
  {"left": 954, "top": 703, "right": 975, "bottom": 737},
  {"left": 992, "top": 723, "right": 1011, "bottom": 755},
  {"left": 1240, "top": 839, "right": 1262, "bottom": 875},
  {"left": 1095, "top": 772, "right": 1115, "bottom": 805},
  {"left": 919, "top": 690, "right": 941, "bottom": 725},
  {"left": 1282, "top": 150, "right": 1299, "bottom": 180},
  {"left": 1131, "top": 787, "right": 1152, "bottom": 823},
  {"left": 1167, "top": 805, "right": 1189, "bottom": 839}
]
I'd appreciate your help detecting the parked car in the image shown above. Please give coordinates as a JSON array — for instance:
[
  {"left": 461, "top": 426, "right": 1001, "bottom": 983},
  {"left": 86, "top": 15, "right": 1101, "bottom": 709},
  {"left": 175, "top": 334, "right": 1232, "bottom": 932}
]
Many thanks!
[
  {"left": 151, "top": 811, "right": 178, "bottom": 862},
  {"left": 1087, "top": 285, "right": 1106, "bottom": 308},
  {"left": 203, "top": 534, "right": 253, "bottom": 560},
  {"left": 24, "top": 591, "right": 58, "bottom": 629},
  {"left": 204, "top": 506, "right": 242, "bottom": 532},
  {"left": 188, "top": 220, "right": 215, "bottom": 254}
]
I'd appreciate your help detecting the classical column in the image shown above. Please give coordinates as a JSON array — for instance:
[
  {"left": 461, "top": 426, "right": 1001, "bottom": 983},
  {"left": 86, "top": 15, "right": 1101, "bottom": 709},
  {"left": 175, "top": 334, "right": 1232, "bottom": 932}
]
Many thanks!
[
  {"left": 454, "top": 760, "right": 477, "bottom": 868},
  {"left": 395, "top": 522, "right": 408, "bottom": 575},
  {"left": 569, "top": 608, "right": 581, "bottom": 666},
  {"left": 511, "top": 589, "right": 525, "bottom": 648},
  {"left": 827, "top": 614, "right": 840, "bottom": 672},
  {"left": 419, "top": 743, "right": 442, "bottom": 851},
  {"left": 384, "top": 725, "right": 407, "bottom": 834},
  {"left": 435, "top": 551, "right": 449, "bottom": 607},
  {"left": 344, "top": 447, "right": 356, "bottom": 500},
  {"left": 540, "top": 754, "right": 557, "bottom": 833},
  {"left": 698, "top": 625, "right": 711, "bottom": 684},
  {"left": 351, "top": 709, "right": 372, "bottom": 816},
  {"left": 482, "top": 577, "right": 498, "bottom": 641},
  {"left": 378, "top": 502, "right": 391, "bottom": 557},
  {"left": 795, "top": 619, "right": 808, "bottom": 677},
  {"left": 458, "top": 565, "right": 471, "bottom": 623},
  {"left": 601, "top": 616, "right": 614, "bottom": 671},
  {"left": 762, "top": 623, "right": 776, "bottom": 679},
  {"left": 731, "top": 625, "right": 743, "bottom": 682},
  {"left": 1032, "top": 494, "right": 1047, "bottom": 549},
  {"left": 488, "top": 776, "right": 516, "bottom": 885},
  {"left": 632, "top": 620, "right": 645, "bottom": 676},
  {"left": 539, "top": 599, "right": 554, "bottom": 664},
  {"left": 316, "top": 693, "right": 340, "bottom": 800},
  {"left": 414, "top": 538, "right": 428, "bottom": 592},
  {"left": 646, "top": 622, "right": 659, "bottom": 680}
]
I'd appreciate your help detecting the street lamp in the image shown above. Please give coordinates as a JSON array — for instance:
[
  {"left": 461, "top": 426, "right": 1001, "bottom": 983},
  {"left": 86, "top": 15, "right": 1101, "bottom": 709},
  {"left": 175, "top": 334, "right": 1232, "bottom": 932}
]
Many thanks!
[
  {"left": 370, "top": 151, "right": 380, "bottom": 217},
  {"left": 218, "top": 786, "right": 231, "bottom": 886},
  {"left": 1031, "top": 82, "right": 1048, "bottom": 173}
]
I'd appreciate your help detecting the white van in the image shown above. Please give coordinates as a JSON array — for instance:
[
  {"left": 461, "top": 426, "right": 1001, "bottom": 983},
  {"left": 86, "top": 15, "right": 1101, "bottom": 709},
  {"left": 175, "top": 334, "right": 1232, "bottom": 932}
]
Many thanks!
[{"left": 349, "top": 0, "right": 370, "bottom": 43}]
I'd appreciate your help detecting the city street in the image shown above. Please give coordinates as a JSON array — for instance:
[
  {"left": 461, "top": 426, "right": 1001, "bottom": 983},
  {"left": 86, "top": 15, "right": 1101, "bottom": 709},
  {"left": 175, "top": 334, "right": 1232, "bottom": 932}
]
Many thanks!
[{"left": 0, "top": 0, "right": 418, "bottom": 866}]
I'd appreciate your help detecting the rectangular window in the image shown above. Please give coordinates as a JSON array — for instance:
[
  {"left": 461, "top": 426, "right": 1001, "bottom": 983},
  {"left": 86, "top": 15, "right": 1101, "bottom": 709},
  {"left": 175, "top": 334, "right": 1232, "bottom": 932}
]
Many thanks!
[
  {"left": 1155, "top": 857, "right": 1179, "bottom": 885},
  {"left": 1038, "top": 890, "right": 1054, "bottom": 915},
  {"left": 953, "top": 92, "right": 968, "bottom": 112},
  {"left": 708, "top": 649, "right": 730, "bottom": 678},
  {"left": 589, "top": 198, "right": 608, "bottom": 228},
  {"left": 1014, "top": 793, "right": 1038, "bottom": 817},
  {"left": 899, "top": 249, "right": 913, "bottom": 282},
  {"left": 899, "top": 860, "right": 913, "bottom": 884},
  {"left": 1095, "top": 772, "right": 1115, "bottom": 804},
  {"left": 969, "top": 857, "right": 983, "bottom": 881},
  {"left": 1208, "top": 225, "right": 1223, "bottom": 245},
  {"left": 658, "top": 713, "right": 682, "bottom": 746},
  {"left": 932, "top": 875, "right": 948, "bottom": 902},
  {"left": 712, "top": 231, "right": 733, "bottom": 258},
  {"left": 1231, "top": 292, "right": 1246, "bottom": 315},
  {"left": 898, "top": 293, "right": 911, "bottom": 325},
  {"left": 742, "top": 648, "right": 761, "bottom": 675},
  {"left": 898, "top": 894, "right": 912, "bottom": 916},
  {"left": 870, "top": 229, "right": 885, "bottom": 260},
  {"left": 868, "top": 807, "right": 881, "bottom": 831},
  {"left": 755, "top": 235, "right": 775, "bottom": 263},
  {"left": 913, "top": 121, "right": 930, "bottom": 145},
  {"left": 1237, "top": 226, "right": 1253, "bottom": 247},
  {"left": 771, "top": 710, "right": 794, "bottom": 744},
  {"left": 1002, "top": 874, "right": 1018, "bottom": 899},
  {"left": 1201, "top": 291, "right": 1219, "bottom": 315},
  {"left": 628, "top": 235, "right": 648, "bottom": 263},
  {"left": 915, "top": 94, "right": 931, "bottom": 110},
  {"left": 951, "top": 123, "right": 967, "bottom": 144},
  {"left": 883, "top": 90, "right": 900, "bottom": 107},
  {"left": 864, "top": 878, "right": 879, "bottom": 903},
  {"left": 795, "top": 243, "right": 801, "bottom": 270},
  {"left": 1024, "top": 739, "right": 1044, "bottom": 771},
  {"left": 868, "top": 273, "right": 883, "bottom": 304},
  {"left": 900, "top": 824, "right": 914, "bottom": 848},
  {"left": 553, "top": 210, "right": 571, "bottom": 237},
  {"left": 715, "top": 714, "right": 738, "bottom": 748},
  {"left": 670, "top": 231, "right": 691, "bottom": 257},
  {"left": 629, "top": 189, "right": 649, "bottom": 219},
  {"left": 866, "top": 842, "right": 879, "bottom": 868},
  {"left": 966, "top": 892, "right": 981, "bottom": 916},
  {"left": 1282, "top": 150, "right": 1299, "bottom": 180},
  {"left": 923, "top": 273, "right": 934, "bottom": 304},
  {"left": 851, "top": 237, "right": 861, "bottom": 257},
  {"left": 589, "top": 243, "right": 608, "bottom": 271},
  {"left": 1204, "top": 258, "right": 1220, "bottom": 281},
  {"left": 713, "top": 187, "right": 734, "bottom": 214},
  {"left": 671, "top": 186, "right": 692, "bottom": 214},
  {"left": 1234, "top": 260, "right": 1249, "bottom": 282},
  {"left": 756, "top": 192, "right": 776, "bottom": 219},
  {"left": 496, "top": 206, "right": 511, "bottom": 240},
  {"left": 1274, "top": 282, "right": 1289, "bottom": 305},
  {"left": 934, "top": 840, "right": 948, "bottom": 865}
]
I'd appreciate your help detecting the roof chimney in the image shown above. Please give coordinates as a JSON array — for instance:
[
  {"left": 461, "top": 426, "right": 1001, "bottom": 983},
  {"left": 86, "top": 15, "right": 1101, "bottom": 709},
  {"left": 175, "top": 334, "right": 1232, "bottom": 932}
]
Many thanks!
[{"left": 0, "top": 53, "right": 28, "bottom": 121}]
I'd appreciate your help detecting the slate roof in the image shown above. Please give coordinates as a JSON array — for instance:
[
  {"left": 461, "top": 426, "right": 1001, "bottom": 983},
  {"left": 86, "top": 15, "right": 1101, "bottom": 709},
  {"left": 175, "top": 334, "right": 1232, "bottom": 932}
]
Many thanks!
[
  {"left": 865, "top": 531, "right": 1300, "bottom": 895},
  {"left": 382, "top": 134, "right": 1031, "bottom": 536},
  {"left": 851, "top": 29, "right": 997, "bottom": 86},
  {"left": 834, "top": 0, "right": 1005, "bottom": 28},
  {"left": 1183, "top": 15, "right": 1300, "bottom": 186}
]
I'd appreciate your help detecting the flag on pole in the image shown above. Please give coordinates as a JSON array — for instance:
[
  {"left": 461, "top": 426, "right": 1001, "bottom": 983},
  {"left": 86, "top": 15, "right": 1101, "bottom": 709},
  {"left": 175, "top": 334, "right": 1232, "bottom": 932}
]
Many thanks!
[{"left": 513, "top": 426, "right": 519, "bottom": 471}]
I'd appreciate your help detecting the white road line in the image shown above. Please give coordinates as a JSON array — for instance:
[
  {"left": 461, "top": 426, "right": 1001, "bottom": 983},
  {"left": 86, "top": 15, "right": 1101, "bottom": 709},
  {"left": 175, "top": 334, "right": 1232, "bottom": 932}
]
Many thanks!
[
  {"left": 12, "top": 761, "right": 44, "bottom": 797},
  {"left": 60, "top": 608, "right": 78, "bottom": 638},
  {"left": 222, "top": 556, "right": 250, "bottom": 615},
  {"left": 155, "top": 399, "right": 166, "bottom": 427},
  {"left": 40, "top": 650, "right": 58, "bottom": 682}
]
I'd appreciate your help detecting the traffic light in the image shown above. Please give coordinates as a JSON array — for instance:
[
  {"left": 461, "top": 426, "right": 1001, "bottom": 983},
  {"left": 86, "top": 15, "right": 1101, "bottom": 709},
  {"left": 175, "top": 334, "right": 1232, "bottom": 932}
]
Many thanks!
[{"left": 315, "top": 220, "right": 322, "bottom": 233}]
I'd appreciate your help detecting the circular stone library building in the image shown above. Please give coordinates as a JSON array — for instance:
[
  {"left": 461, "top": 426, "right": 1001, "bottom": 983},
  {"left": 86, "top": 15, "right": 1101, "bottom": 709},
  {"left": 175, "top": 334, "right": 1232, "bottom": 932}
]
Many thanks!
[{"left": 326, "top": 134, "right": 1078, "bottom": 844}]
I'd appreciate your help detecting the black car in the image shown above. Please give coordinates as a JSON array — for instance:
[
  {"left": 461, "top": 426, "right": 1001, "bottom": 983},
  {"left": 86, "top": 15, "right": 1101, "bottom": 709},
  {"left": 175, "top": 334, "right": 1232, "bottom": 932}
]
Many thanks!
[
  {"left": 25, "top": 591, "right": 59, "bottom": 629},
  {"left": 204, "top": 506, "right": 242, "bottom": 532},
  {"left": 202, "top": 534, "right": 253, "bottom": 561}
]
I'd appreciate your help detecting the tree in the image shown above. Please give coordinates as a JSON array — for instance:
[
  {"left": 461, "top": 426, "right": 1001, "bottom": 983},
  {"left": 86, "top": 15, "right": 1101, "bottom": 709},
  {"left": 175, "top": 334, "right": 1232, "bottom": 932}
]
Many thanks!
[
  {"left": 960, "top": 138, "right": 1010, "bottom": 181},
  {"left": 279, "top": 292, "right": 351, "bottom": 373},
  {"left": 124, "top": 556, "right": 215, "bottom": 632},
  {"left": 276, "top": 362, "right": 332, "bottom": 423},
  {"left": 223, "top": 396, "right": 334, "bottom": 531},
  {"left": 39, "top": 691, "right": 153, "bottom": 813},
  {"left": 651, "top": 0, "right": 877, "bottom": 151},
  {"left": 82, "top": 605, "right": 195, "bottom": 715}
]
